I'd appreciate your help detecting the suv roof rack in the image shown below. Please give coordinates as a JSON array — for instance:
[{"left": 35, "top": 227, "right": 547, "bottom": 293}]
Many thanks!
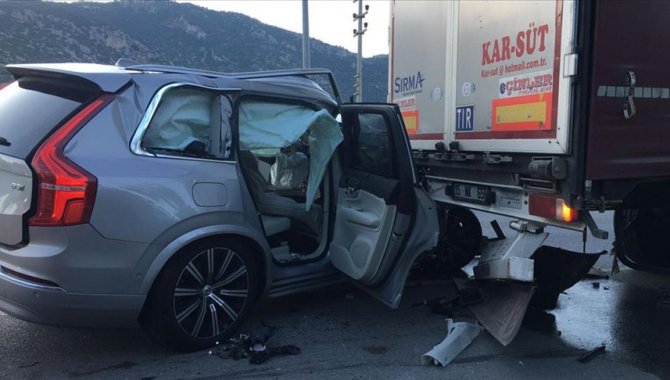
[{"left": 124, "top": 64, "right": 341, "bottom": 103}]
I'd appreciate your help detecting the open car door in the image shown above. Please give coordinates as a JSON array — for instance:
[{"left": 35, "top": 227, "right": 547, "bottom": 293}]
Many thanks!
[{"left": 330, "top": 104, "right": 438, "bottom": 308}]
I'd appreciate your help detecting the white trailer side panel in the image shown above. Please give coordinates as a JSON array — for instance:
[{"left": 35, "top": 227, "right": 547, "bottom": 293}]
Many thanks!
[
  {"left": 391, "top": 0, "right": 577, "bottom": 155},
  {"left": 389, "top": 0, "right": 453, "bottom": 150}
]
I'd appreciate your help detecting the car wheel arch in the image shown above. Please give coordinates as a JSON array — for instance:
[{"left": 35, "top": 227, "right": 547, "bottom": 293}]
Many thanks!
[{"left": 138, "top": 225, "right": 271, "bottom": 302}]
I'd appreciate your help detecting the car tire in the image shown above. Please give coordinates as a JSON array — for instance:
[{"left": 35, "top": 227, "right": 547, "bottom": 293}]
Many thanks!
[
  {"left": 435, "top": 206, "right": 482, "bottom": 272},
  {"left": 141, "top": 237, "right": 260, "bottom": 352}
]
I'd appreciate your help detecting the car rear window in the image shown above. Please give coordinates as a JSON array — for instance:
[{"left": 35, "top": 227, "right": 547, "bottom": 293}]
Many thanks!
[{"left": 0, "top": 77, "right": 99, "bottom": 159}]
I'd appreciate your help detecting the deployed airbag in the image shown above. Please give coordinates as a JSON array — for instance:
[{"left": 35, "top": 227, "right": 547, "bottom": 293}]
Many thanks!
[
  {"left": 271, "top": 152, "right": 309, "bottom": 190},
  {"left": 143, "top": 89, "right": 214, "bottom": 151},
  {"left": 239, "top": 101, "right": 342, "bottom": 210}
]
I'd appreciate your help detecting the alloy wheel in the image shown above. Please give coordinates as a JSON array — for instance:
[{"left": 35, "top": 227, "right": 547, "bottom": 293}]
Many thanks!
[{"left": 172, "top": 247, "right": 250, "bottom": 339}]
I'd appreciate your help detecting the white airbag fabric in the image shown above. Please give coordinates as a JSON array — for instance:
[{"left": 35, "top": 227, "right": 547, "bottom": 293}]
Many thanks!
[
  {"left": 143, "top": 89, "right": 213, "bottom": 150},
  {"left": 270, "top": 152, "right": 310, "bottom": 190},
  {"left": 239, "top": 101, "right": 343, "bottom": 210}
]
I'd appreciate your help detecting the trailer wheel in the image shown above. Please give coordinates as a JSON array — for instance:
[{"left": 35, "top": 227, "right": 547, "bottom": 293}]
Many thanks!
[
  {"left": 614, "top": 208, "right": 670, "bottom": 273},
  {"left": 433, "top": 206, "right": 483, "bottom": 273}
]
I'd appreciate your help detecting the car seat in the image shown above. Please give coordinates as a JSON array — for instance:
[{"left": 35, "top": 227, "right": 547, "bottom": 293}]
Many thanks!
[{"left": 238, "top": 150, "right": 322, "bottom": 237}]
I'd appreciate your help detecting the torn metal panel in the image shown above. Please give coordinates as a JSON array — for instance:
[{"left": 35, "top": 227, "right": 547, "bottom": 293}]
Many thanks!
[
  {"left": 531, "top": 246, "right": 604, "bottom": 309},
  {"left": 474, "top": 223, "right": 548, "bottom": 282},
  {"left": 469, "top": 281, "right": 534, "bottom": 346},
  {"left": 421, "top": 319, "right": 482, "bottom": 367}
]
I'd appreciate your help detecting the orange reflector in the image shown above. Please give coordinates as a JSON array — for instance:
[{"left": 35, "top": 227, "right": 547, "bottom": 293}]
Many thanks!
[
  {"left": 561, "top": 202, "right": 578, "bottom": 223},
  {"left": 491, "top": 93, "right": 553, "bottom": 132},
  {"left": 528, "top": 194, "right": 578, "bottom": 223},
  {"left": 401, "top": 109, "right": 419, "bottom": 135}
]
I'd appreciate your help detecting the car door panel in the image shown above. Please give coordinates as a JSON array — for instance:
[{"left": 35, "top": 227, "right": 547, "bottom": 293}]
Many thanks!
[
  {"left": 330, "top": 187, "right": 397, "bottom": 282},
  {"left": 340, "top": 169, "right": 399, "bottom": 203},
  {"left": 361, "top": 188, "right": 438, "bottom": 308},
  {"left": 330, "top": 104, "right": 439, "bottom": 308},
  {"left": 330, "top": 104, "right": 430, "bottom": 305}
]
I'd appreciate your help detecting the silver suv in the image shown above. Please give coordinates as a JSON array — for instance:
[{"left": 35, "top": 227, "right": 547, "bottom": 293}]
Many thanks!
[{"left": 0, "top": 63, "right": 437, "bottom": 351}]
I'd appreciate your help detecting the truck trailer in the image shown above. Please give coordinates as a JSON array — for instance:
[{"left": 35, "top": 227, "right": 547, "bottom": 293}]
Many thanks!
[{"left": 389, "top": 0, "right": 670, "bottom": 275}]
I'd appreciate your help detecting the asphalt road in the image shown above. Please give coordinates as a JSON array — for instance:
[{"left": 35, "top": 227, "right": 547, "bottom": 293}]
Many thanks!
[{"left": 1, "top": 211, "right": 668, "bottom": 379}]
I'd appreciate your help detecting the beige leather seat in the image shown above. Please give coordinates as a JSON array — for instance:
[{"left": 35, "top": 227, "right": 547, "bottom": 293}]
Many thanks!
[
  {"left": 239, "top": 151, "right": 321, "bottom": 236},
  {"left": 260, "top": 214, "right": 291, "bottom": 236}
]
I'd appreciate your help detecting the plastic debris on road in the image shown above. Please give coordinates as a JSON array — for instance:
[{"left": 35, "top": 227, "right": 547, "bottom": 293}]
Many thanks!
[
  {"left": 421, "top": 318, "right": 483, "bottom": 367},
  {"left": 469, "top": 280, "right": 534, "bottom": 346},
  {"left": 216, "top": 325, "right": 301, "bottom": 365}
]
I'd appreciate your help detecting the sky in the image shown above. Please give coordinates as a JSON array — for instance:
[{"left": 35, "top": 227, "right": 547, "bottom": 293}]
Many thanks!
[
  {"left": 50, "top": 0, "right": 391, "bottom": 58},
  {"left": 181, "top": 1, "right": 391, "bottom": 57}
]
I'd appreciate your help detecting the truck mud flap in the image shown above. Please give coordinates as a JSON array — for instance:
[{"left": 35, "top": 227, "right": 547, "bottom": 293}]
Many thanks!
[{"left": 530, "top": 246, "right": 605, "bottom": 310}]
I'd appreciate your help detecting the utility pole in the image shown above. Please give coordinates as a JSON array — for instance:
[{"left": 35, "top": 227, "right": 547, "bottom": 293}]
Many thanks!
[
  {"left": 353, "top": 0, "right": 368, "bottom": 102},
  {"left": 302, "top": 0, "right": 310, "bottom": 68}
]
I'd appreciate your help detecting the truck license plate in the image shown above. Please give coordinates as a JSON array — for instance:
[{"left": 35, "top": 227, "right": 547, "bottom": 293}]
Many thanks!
[
  {"left": 497, "top": 190, "right": 523, "bottom": 210},
  {"left": 450, "top": 182, "right": 492, "bottom": 205}
]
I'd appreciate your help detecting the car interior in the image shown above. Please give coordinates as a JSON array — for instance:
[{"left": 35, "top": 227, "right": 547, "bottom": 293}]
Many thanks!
[
  {"left": 140, "top": 87, "right": 342, "bottom": 264},
  {"left": 237, "top": 99, "right": 342, "bottom": 263},
  {"left": 238, "top": 148, "right": 328, "bottom": 261}
]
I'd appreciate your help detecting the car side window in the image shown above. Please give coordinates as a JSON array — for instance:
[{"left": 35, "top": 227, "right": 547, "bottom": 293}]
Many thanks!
[
  {"left": 142, "top": 87, "right": 232, "bottom": 159},
  {"left": 352, "top": 113, "right": 394, "bottom": 177}
]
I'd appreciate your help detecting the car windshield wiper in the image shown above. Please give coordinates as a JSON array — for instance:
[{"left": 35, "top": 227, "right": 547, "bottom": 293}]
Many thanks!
[{"left": 0, "top": 137, "right": 11, "bottom": 147}]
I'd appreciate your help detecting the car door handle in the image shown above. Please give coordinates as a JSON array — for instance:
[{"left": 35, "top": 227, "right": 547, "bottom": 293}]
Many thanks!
[{"left": 344, "top": 186, "right": 359, "bottom": 198}]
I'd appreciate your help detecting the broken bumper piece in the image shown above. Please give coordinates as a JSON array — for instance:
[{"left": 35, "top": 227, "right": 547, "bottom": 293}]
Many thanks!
[{"left": 421, "top": 319, "right": 483, "bottom": 367}]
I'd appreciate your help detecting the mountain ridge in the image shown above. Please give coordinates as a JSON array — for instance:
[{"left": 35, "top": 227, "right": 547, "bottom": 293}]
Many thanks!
[{"left": 0, "top": 0, "right": 388, "bottom": 101}]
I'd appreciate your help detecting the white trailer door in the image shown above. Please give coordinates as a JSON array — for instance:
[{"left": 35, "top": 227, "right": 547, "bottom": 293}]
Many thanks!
[
  {"left": 451, "top": 0, "right": 578, "bottom": 154},
  {"left": 389, "top": 0, "right": 452, "bottom": 151}
]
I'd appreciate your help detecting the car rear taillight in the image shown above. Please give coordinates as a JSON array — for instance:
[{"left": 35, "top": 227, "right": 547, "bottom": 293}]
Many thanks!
[
  {"left": 528, "top": 193, "right": 579, "bottom": 223},
  {"left": 29, "top": 94, "right": 113, "bottom": 226}
]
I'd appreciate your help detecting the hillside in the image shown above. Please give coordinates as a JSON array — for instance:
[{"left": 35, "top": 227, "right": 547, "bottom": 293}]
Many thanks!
[{"left": 0, "top": 0, "right": 388, "bottom": 101}]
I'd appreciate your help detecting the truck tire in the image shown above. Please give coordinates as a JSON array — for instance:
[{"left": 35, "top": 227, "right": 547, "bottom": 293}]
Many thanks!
[
  {"left": 434, "top": 206, "right": 483, "bottom": 273},
  {"left": 141, "top": 237, "right": 260, "bottom": 352},
  {"left": 614, "top": 208, "right": 670, "bottom": 273}
]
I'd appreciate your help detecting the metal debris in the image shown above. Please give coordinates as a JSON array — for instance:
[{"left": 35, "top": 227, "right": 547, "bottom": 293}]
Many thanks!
[
  {"left": 586, "top": 267, "right": 610, "bottom": 279},
  {"left": 413, "top": 296, "right": 458, "bottom": 316},
  {"left": 414, "top": 279, "right": 482, "bottom": 317},
  {"left": 469, "top": 281, "right": 535, "bottom": 346},
  {"left": 249, "top": 345, "right": 301, "bottom": 365},
  {"left": 531, "top": 246, "right": 604, "bottom": 310},
  {"left": 421, "top": 319, "right": 483, "bottom": 367},
  {"left": 216, "top": 327, "right": 301, "bottom": 365},
  {"left": 577, "top": 345, "right": 606, "bottom": 363}
]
